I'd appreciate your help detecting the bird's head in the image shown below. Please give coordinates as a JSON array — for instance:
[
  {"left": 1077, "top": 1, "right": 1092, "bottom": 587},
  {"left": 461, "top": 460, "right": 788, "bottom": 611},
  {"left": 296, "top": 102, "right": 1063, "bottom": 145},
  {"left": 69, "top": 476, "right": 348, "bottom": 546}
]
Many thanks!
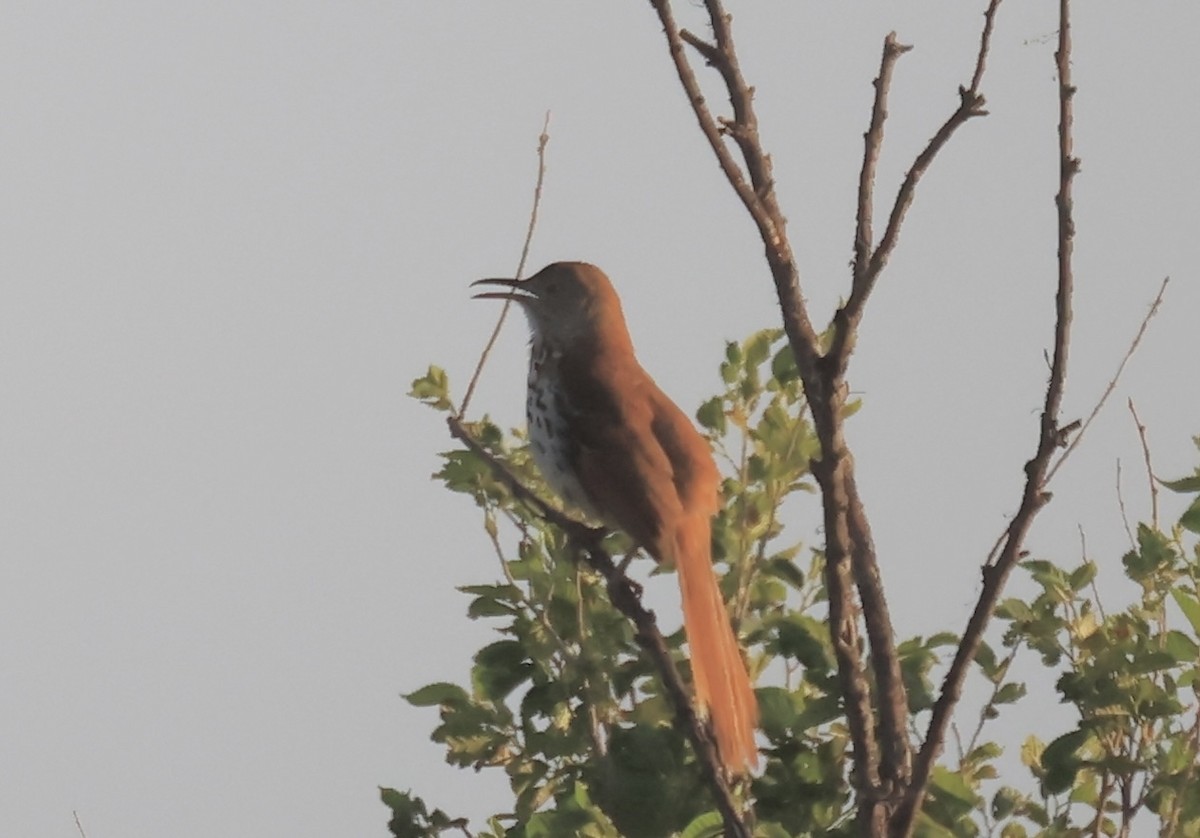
[{"left": 472, "top": 261, "right": 629, "bottom": 346}]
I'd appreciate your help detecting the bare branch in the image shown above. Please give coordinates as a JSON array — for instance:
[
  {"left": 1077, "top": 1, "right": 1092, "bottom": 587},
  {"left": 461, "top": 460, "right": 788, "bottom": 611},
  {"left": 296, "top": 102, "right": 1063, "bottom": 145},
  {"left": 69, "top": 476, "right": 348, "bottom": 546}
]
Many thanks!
[
  {"left": 897, "top": 3, "right": 1078, "bottom": 831},
  {"left": 853, "top": 33, "right": 912, "bottom": 294},
  {"left": 839, "top": 0, "right": 1001, "bottom": 344},
  {"left": 459, "top": 113, "right": 551, "bottom": 416},
  {"left": 1116, "top": 459, "right": 1137, "bottom": 550},
  {"left": 653, "top": 0, "right": 930, "bottom": 813},
  {"left": 649, "top": 0, "right": 822, "bottom": 379},
  {"left": 812, "top": 454, "right": 882, "bottom": 792},
  {"left": 969, "top": 0, "right": 1003, "bottom": 94},
  {"left": 1128, "top": 399, "right": 1159, "bottom": 530}
]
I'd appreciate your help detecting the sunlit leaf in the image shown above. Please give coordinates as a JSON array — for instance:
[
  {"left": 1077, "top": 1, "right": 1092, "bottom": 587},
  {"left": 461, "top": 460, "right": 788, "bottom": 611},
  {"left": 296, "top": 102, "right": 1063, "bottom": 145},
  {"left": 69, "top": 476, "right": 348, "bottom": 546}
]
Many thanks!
[
  {"left": 1171, "top": 589, "right": 1200, "bottom": 635},
  {"left": 405, "top": 682, "right": 469, "bottom": 708}
]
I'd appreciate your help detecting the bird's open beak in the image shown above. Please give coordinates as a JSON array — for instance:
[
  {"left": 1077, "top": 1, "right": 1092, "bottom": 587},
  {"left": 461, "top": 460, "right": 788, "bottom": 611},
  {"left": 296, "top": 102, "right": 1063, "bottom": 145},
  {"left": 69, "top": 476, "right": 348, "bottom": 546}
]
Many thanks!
[{"left": 471, "top": 277, "right": 536, "bottom": 302}]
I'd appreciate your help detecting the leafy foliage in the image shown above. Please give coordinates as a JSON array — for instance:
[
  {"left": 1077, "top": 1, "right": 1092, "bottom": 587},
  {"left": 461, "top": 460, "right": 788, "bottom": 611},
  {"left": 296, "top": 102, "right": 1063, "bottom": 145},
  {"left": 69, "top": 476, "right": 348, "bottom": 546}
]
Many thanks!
[
  {"left": 981, "top": 441, "right": 1200, "bottom": 837},
  {"left": 392, "top": 351, "right": 1200, "bottom": 837}
]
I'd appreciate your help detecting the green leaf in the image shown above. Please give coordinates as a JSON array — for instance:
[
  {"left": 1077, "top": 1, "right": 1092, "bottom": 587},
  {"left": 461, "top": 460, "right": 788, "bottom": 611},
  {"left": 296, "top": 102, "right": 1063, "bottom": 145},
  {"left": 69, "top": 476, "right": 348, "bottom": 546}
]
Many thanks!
[
  {"left": 744, "top": 329, "right": 777, "bottom": 368},
  {"left": 1020, "top": 736, "right": 1044, "bottom": 772},
  {"left": 679, "top": 811, "right": 724, "bottom": 838},
  {"left": 774, "top": 613, "right": 834, "bottom": 673},
  {"left": 724, "top": 340, "right": 742, "bottom": 365},
  {"left": 974, "top": 641, "right": 999, "bottom": 679},
  {"left": 1161, "top": 474, "right": 1200, "bottom": 493},
  {"left": 409, "top": 365, "right": 453, "bottom": 411},
  {"left": 770, "top": 344, "right": 799, "bottom": 384},
  {"left": 755, "top": 686, "right": 796, "bottom": 737},
  {"left": 1069, "top": 561, "right": 1098, "bottom": 591},
  {"left": 991, "top": 786, "right": 1024, "bottom": 820},
  {"left": 931, "top": 764, "right": 978, "bottom": 806},
  {"left": 1180, "top": 498, "right": 1200, "bottom": 534},
  {"left": 459, "top": 583, "right": 521, "bottom": 598},
  {"left": 762, "top": 556, "right": 805, "bottom": 590},
  {"left": 405, "top": 682, "right": 469, "bottom": 708},
  {"left": 965, "top": 741, "right": 1003, "bottom": 766},
  {"left": 381, "top": 788, "right": 433, "bottom": 838},
  {"left": 472, "top": 640, "right": 533, "bottom": 700},
  {"left": 466, "top": 597, "right": 517, "bottom": 619},
  {"left": 1129, "top": 650, "right": 1178, "bottom": 674},
  {"left": 1171, "top": 589, "right": 1200, "bottom": 635},
  {"left": 994, "top": 681, "right": 1027, "bottom": 705},
  {"left": 1040, "top": 729, "right": 1088, "bottom": 794},
  {"left": 997, "top": 598, "right": 1034, "bottom": 623},
  {"left": 696, "top": 396, "right": 727, "bottom": 434},
  {"left": 1123, "top": 524, "right": 1177, "bottom": 582},
  {"left": 927, "top": 632, "right": 960, "bottom": 648}
]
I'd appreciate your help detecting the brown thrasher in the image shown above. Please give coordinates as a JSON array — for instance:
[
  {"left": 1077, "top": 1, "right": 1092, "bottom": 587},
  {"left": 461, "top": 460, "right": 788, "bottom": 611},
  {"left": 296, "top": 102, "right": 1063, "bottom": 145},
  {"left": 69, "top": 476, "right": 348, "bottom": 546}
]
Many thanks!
[{"left": 473, "top": 261, "right": 758, "bottom": 773}]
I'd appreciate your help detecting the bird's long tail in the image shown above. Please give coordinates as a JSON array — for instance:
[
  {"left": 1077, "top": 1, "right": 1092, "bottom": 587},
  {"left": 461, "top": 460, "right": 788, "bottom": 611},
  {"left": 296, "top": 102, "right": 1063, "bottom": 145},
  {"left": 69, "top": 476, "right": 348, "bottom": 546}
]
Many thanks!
[{"left": 672, "top": 512, "right": 758, "bottom": 773}]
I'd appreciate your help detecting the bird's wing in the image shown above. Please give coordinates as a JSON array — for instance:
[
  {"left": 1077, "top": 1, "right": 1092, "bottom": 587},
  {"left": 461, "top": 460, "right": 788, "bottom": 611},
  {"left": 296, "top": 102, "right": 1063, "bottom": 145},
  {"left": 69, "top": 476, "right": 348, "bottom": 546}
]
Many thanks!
[{"left": 558, "top": 354, "right": 717, "bottom": 556}]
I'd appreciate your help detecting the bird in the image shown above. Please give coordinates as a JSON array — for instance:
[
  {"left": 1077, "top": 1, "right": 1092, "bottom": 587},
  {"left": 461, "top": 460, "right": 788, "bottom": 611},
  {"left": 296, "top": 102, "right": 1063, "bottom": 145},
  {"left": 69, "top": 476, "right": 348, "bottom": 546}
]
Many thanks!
[{"left": 473, "top": 261, "right": 758, "bottom": 773}]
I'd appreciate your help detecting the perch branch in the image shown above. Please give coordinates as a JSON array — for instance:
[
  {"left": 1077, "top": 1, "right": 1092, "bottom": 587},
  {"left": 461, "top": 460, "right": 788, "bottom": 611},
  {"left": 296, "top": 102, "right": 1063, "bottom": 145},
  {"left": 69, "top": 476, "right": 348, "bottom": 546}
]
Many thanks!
[{"left": 447, "top": 416, "right": 751, "bottom": 838}]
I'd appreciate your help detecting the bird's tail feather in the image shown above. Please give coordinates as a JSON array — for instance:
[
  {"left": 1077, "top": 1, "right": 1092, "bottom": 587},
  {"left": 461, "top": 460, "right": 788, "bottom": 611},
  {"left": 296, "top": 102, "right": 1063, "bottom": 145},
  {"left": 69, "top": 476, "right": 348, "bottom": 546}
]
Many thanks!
[{"left": 673, "top": 513, "right": 758, "bottom": 773}]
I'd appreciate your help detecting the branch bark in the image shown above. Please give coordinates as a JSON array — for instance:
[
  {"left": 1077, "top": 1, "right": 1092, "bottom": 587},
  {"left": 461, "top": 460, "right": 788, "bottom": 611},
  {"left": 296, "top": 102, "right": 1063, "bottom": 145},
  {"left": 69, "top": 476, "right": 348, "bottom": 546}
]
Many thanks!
[{"left": 894, "top": 2, "right": 1077, "bottom": 832}]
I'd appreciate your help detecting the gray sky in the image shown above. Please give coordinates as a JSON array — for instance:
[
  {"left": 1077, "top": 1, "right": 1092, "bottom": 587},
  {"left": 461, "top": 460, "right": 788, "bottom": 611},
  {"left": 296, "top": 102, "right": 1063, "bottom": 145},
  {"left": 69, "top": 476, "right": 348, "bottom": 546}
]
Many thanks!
[{"left": 2, "top": 3, "right": 1196, "bottom": 836}]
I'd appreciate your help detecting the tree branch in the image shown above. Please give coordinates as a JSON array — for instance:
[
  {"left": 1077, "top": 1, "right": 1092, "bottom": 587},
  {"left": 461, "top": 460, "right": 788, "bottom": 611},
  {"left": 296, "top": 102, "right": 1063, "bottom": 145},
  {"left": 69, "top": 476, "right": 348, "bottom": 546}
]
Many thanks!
[
  {"left": 896, "top": 2, "right": 1077, "bottom": 831},
  {"left": 650, "top": 0, "right": 822, "bottom": 384},
  {"left": 838, "top": 0, "right": 1001, "bottom": 355},
  {"left": 853, "top": 33, "right": 912, "bottom": 303}
]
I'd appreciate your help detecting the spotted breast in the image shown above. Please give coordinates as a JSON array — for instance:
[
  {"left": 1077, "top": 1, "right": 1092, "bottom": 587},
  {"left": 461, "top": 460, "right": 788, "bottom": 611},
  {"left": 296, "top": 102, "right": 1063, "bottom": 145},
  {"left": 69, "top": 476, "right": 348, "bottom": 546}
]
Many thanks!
[{"left": 524, "top": 338, "right": 599, "bottom": 519}]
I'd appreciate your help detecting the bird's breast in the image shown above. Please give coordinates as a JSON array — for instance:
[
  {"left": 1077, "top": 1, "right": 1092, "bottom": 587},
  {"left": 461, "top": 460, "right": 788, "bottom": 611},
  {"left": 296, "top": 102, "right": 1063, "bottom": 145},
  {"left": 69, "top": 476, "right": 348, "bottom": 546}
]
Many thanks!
[{"left": 526, "top": 342, "right": 599, "bottom": 519}]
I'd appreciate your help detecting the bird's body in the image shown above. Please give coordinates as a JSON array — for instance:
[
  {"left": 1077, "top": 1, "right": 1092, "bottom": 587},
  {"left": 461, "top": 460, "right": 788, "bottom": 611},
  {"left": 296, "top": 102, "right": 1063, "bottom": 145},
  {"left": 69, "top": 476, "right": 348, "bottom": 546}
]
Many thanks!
[{"left": 475, "top": 261, "right": 759, "bottom": 773}]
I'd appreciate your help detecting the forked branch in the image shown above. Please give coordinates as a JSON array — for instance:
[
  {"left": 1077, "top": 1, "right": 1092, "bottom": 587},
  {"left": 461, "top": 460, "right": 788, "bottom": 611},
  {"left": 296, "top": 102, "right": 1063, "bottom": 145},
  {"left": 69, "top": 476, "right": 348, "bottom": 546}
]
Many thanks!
[
  {"left": 650, "top": 3, "right": 1011, "bottom": 829},
  {"left": 649, "top": 2, "right": 888, "bottom": 816}
]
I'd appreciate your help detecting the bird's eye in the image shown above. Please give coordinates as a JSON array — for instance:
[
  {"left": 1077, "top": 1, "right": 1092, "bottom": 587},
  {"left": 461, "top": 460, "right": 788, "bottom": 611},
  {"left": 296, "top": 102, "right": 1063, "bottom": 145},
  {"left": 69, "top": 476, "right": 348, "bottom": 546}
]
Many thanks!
[{"left": 544, "top": 282, "right": 558, "bottom": 295}]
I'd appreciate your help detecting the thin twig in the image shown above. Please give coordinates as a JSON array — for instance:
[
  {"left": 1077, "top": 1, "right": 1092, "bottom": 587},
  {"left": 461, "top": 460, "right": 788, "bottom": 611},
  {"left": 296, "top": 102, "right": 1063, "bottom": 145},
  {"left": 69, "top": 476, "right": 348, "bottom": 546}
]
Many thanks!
[
  {"left": 459, "top": 112, "right": 551, "bottom": 417},
  {"left": 963, "top": 642, "right": 1020, "bottom": 758},
  {"left": 1045, "top": 276, "right": 1169, "bottom": 482},
  {"left": 1128, "top": 399, "right": 1159, "bottom": 530},
  {"left": 968, "top": 0, "right": 1003, "bottom": 94},
  {"left": 1116, "top": 460, "right": 1137, "bottom": 550},
  {"left": 484, "top": 507, "right": 574, "bottom": 664},
  {"left": 73, "top": 811, "right": 88, "bottom": 838},
  {"left": 897, "top": 1, "right": 1078, "bottom": 831}
]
